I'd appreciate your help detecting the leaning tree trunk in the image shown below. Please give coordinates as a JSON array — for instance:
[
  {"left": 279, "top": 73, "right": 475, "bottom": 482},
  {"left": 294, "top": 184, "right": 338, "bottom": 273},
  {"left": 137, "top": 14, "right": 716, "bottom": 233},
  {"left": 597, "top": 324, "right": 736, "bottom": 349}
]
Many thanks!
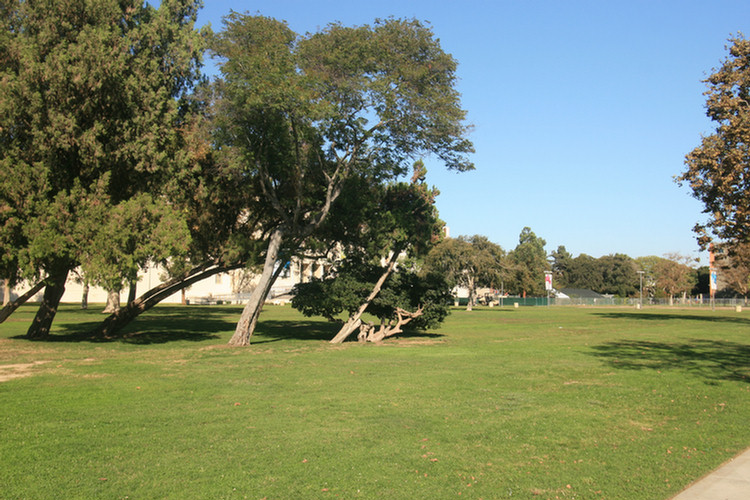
[
  {"left": 0, "top": 279, "right": 46, "bottom": 324},
  {"left": 127, "top": 279, "right": 137, "bottom": 305},
  {"left": 91, "top": 262, "right": 241, "bottom": 337},
  {"left": 330, "top": 250, "right": 401, "bottom": 344},
  {"left": 25, "top": 269, "right": 69, "bottom": 339},
  {"left": 102, "top": 290, "right": 120, "bottom": 314},
  {"left": 360, "top": 306, "right": 424, "bottom": 343},
  {"left": 229, "top": 228, "right": 285, "bottom": 346}
]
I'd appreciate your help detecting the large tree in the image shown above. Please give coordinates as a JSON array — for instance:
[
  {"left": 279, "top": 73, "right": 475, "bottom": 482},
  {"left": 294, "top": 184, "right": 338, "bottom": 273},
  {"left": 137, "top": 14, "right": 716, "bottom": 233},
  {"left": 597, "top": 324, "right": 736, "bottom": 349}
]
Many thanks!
[
  {"left": 564, "top": 254, "right": 606, "bottom": 292},
  {"left": 292, "top": 258, "right": 451, "bottom": 343},
  {"left": 425, "top": 235, "right": 505, "bottom": 310},
  {"left": 211, "top": 15, "right": 474, "bottom": 346},
  {"left": 558, "top": 253, "right": 638, "bottom": 297},
  {"left": 678, "top": 34, "right": 750, "bottom": 252},
  {"left": 0, "top": 0, "right": 205, "bottom": 338},
  {"left": 550, "top": 245, "right": 573, "bottom": 288},
  {"left": 652, "top": 253, "right": 698, "bottom": 304},
  {"left": 321, "top": 162, "right": 444, "bottom": 343},
  {"left": 509, "top": 227, "right": 548, "bottom": 297},
  {"left": 597, "top": 254, "right": 638, "bottom": 296}
]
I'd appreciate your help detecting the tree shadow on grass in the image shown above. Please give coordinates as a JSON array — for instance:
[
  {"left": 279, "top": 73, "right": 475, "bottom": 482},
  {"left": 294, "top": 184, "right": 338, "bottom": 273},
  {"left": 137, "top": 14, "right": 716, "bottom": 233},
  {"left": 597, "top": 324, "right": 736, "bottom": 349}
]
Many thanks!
[
  {"left": 252, "top": 320, "right": 340, "bottom": 343},
  {"left": 13, "top": 310, "right": 236, "bottom": 345},
  {"left": 588, "top": 339, "right": 750, "bottom": 384},
  {"left": 13, "top": 305, "right": 444, "bottom": 345},
  {"left": 593, "top": 311, "right": 750, "bottom": 326},
  {"left": 253, "top": 320, "right": 445, "bottom": 343}
]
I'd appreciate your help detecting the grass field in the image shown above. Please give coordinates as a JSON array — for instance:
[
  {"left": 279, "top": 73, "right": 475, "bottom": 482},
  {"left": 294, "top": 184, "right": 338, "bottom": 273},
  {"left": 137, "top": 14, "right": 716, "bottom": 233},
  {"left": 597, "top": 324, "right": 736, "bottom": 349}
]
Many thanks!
[{"left": 1, "top": 304, "right": 749, "bottom": 499}]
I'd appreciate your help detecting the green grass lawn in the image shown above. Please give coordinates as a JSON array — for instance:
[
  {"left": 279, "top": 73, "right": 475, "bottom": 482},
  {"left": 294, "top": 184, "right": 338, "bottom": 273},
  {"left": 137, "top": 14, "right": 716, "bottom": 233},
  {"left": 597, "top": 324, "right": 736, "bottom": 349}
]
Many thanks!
[{"left": 1, "top": 304, "right": 749, "bottom": 499}]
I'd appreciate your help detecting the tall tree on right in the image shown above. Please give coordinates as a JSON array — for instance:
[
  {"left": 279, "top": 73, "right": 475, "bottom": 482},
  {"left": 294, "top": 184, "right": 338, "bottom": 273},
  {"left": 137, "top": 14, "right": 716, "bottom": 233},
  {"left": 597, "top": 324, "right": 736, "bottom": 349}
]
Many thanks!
[{"left": 678, "top": 34, "right": 750, "bottom": 252}]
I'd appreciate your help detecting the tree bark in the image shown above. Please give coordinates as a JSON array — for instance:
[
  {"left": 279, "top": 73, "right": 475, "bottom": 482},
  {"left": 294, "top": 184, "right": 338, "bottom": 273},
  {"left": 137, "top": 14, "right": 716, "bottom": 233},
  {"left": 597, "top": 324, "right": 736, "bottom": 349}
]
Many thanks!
[
  {"left": 91, "top": 262, "right": 242, "bottom": 337},
  {"left": 330, "top": 250, "right": 401, "bottom": 344},
  {"left": 361, "top": 306, "right": 423, "bottom": 342},
  {"left": 25, "top": 269, "right": 69, "bottom": 339},
  {"left": 466, "top": 277, "right": 475, "bottom": 311},
  {"left": 81, "top": 281, "right": 89, "bottom": 310},
  {"left": 0, "top": 279, "right": 46, "bottom": 324},
  {"left": 229, "top": 228, "right": 285, "bottom": 346},
  {"left": 127, "top": 279, "right": 137, "bottom": 304},
  {"left": 102, "top": 290, "right": 120, "bottom": 313}
]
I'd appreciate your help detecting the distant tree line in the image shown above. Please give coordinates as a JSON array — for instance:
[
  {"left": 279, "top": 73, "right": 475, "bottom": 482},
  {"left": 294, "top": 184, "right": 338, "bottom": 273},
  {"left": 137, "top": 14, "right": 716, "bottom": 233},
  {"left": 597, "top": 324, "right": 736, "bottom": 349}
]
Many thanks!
[{"left": 423, "top": 227, "right": 749, "bottom": 308}]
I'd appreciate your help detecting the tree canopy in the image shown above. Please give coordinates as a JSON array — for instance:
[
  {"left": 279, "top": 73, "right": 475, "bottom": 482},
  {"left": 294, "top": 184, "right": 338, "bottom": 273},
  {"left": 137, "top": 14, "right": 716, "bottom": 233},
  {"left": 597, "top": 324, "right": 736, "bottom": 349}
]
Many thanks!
[
  {"left": 509, "top": 227, "right": 548, "bottom": 297},
  {"left": 679, "top": 34, "right": 750, "bottom": 252},
  {"left": 424, "top": 235, "right": 505, "bottom": 310},
  {"left": 558, "top": 253, "right": 638, "bottom": 296},
  {"left": 293, "top": 162, "right": 448, "bottom": 343}
]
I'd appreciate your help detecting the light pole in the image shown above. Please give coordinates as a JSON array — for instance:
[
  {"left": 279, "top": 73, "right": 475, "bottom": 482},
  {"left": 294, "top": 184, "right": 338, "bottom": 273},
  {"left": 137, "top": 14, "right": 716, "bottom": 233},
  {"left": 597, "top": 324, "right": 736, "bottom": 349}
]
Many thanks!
[{"left": 637, "top": 270, "right": 644, "bottom": 309}]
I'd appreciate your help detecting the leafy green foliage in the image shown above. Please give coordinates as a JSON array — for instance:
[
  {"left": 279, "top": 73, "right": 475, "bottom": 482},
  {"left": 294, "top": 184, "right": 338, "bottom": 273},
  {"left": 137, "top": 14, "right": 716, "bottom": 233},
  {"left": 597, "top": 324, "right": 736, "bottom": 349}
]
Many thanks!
[
  {"left": 508, "top": 227, "right": 548, "bottom": 296},
  {"left": 550, "top": 245, "right": 573, "bottom": 287},
  {"left": 210, "top": 14, "right": 473, "bottom": 236},
  {"left": 558, "top": 253, "right": 638, "bottom": 296},
  {"left": 424, "top": 235, "right": 506, "bottom": 307},
  {"left": 79, "top": 194, "right": 192, "bottom": 292},
  {"left": 292, "top": 258, "right": 451, "bottom": 332},
  {"left": 291, "top": 261, "right": 374, "bottom": 322},
  {"left": 636, "top": 254, "right": 698, "bottom": 300},
  {"left": 0, "top": 0, "right": 206, "bottom": 335}
]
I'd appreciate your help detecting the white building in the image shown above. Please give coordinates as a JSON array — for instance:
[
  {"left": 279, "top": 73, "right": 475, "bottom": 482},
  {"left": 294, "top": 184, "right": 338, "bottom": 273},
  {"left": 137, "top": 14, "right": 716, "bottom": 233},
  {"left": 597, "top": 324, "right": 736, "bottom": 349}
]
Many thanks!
[{"left": 3, "top": 256, "right": 328, "bottom": 308}]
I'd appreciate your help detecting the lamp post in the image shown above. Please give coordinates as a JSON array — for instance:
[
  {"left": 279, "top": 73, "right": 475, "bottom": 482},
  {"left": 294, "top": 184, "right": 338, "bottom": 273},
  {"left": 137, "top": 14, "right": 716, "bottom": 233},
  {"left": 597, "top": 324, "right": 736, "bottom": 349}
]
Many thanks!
[{"left": 637, "top": 270, "right": 644, "bottom": 309}]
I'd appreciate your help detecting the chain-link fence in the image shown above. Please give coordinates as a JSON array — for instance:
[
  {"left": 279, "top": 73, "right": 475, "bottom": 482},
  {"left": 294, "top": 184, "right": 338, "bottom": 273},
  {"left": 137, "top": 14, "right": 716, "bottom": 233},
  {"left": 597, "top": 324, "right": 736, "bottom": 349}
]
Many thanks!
[
  {"left": 552, "top": 297, "right": 746, "bottom": 307},
  {"left": 457, "top": 296, "right": 748, "bottom": 308}
]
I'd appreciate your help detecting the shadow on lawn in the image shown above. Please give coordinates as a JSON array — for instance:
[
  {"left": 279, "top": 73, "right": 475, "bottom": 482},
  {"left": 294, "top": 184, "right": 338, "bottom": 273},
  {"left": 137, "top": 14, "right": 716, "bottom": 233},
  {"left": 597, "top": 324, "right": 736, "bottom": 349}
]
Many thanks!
[
  {"left": 15, "top": 305, "right": 444, "bottom": 345},
  {"left": 593, "top": 310, "right": 750, "bottom": 326},
  {"left": 253, "top": 320, "right": 340, "bottom": 342},
  {"left": 13, "top": 306, "right": 238, "bottom": 344},
  {"left": 253, "top": 319, "right": 445, "bottom": 343},
  {"left": 589, "top": 339, "right": 750, "bottom": 383}
]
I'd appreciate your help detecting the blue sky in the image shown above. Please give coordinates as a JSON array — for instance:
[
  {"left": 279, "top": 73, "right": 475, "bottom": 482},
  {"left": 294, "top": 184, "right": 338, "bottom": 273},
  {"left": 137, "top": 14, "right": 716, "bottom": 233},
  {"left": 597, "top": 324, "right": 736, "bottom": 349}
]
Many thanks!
[{"left": 196, "top": 1, "right": 750, "bottom": 263}]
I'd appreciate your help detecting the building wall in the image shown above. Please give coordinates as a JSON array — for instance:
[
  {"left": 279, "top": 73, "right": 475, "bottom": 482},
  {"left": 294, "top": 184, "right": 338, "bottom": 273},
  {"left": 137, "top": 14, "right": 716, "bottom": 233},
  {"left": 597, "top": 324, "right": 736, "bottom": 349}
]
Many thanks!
[{"left": 5, "top": 257, "right": 326, "bottom": 307}]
